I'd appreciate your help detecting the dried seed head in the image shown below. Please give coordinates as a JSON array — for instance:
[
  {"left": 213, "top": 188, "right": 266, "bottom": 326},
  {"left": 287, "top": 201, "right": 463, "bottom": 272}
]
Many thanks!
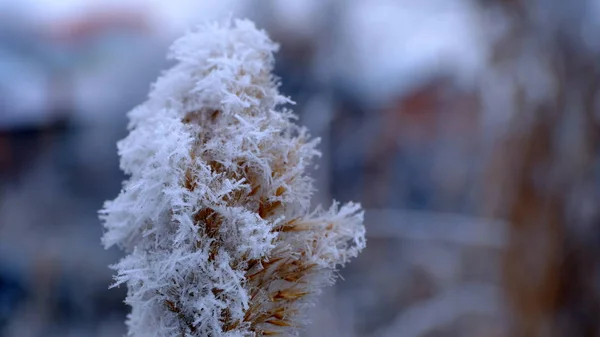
[{"left": 100, "top": 18, "right": 365, "bottom": 337}]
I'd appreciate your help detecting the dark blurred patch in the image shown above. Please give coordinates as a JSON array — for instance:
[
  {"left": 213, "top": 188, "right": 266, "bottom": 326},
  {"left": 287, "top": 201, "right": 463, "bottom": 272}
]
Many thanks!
[
  {"left": 0, "top": 116, "right": 70, "bottom": 188},
  {"left": 0, "top": 268, "right": 27, "bottom": 330}
]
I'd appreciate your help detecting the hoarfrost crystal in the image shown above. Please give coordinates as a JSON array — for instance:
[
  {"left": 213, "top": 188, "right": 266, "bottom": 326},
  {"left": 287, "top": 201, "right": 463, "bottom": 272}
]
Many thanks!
[{"left": 100, "top": 18, "right": 365, "bottom": 336}]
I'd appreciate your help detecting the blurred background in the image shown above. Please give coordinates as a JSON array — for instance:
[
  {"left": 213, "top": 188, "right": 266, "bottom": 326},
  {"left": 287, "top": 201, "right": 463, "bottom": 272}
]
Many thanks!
[{"left": 1, "top": 0, "right": 599, "bottom": 336}]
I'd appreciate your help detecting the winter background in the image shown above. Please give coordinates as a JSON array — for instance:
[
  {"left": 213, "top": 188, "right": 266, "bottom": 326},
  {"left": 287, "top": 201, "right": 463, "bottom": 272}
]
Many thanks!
[{"left": 1, "top": 0, "right": 598, "bottom": 336}]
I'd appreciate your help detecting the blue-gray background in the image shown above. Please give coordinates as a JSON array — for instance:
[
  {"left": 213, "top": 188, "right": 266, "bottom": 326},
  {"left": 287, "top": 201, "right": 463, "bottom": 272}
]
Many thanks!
[{"left": 2, "top": 1, "right": 597, "bottom": 336}]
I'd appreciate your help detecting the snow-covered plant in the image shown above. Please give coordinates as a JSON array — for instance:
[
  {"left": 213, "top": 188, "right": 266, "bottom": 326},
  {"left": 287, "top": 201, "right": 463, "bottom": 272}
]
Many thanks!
[{"left": 100, "top": 18, "right": 365, "bottom": 337}]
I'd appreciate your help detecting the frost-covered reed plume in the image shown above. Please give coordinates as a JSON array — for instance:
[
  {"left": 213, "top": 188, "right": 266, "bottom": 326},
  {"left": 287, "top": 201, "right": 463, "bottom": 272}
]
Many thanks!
[{"left": 100, "top": 19, "right": 365, "bottom": 336}]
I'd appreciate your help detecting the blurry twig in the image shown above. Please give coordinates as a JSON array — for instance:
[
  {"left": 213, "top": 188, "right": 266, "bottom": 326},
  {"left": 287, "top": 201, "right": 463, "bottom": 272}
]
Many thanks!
[
  {"left": 371, "top": 283, "right": 502, "bottom": 337},
  {"left": 366, "top": 209, "right": 507, "bottom": 248}
]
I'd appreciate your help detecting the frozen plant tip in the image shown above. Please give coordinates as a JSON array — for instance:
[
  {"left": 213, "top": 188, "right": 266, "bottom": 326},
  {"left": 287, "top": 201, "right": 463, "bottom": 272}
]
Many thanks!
[{"left": 100, "top": 18, "right": 365, "bottom": 336}]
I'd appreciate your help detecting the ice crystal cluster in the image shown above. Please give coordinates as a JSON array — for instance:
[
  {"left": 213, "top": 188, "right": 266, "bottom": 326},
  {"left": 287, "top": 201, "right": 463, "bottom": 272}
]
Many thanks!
[{"left": 100, "top": 19, "right": 365, "bottom": 336}]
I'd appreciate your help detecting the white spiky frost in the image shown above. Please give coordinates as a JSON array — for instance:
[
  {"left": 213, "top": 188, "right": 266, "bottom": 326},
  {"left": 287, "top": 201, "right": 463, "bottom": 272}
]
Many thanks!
[{"left": 100, "top": 19, "right": 365, "bottom": 337}]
